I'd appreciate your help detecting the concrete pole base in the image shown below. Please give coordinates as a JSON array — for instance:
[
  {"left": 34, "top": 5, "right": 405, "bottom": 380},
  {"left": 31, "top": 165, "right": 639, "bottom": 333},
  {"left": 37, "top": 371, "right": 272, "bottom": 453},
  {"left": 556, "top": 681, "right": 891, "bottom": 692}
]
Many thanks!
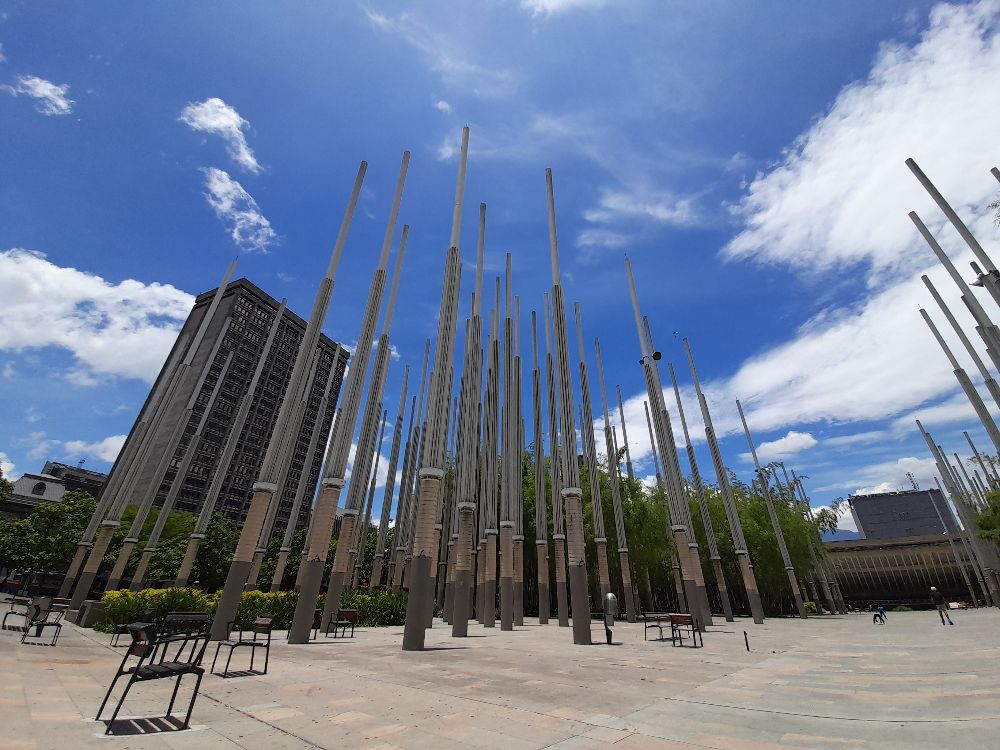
[
  {"left": 58, "top": 544, "right": 89, "bottom": 598},
  {"left": 538, "top": 583, "right": 549, "bottom": 624},
  {"left": 556, "top": 581, "right": 569, "bottom": 627},
  {"left": 70, "top": 526, "right": 116, "bottom": 610},
  {"left": 514, "top": 582, "right": 523, "bottom": 626},
  {"left": 712, "top": 558, "right": 734, "bottom": 622},
  {"left": 451, "top": 570, "right": 471, "bottom": 637},
  {"left": 500, "top": 576, "right": 514, "bottom": 631},
  {"left": 568, "top": 564, "right": 592, "bottom": 645},
  {"left": 787, "top": 568, "right": 808, "bottom": 619},
  {"left": 402, "top": 555, "right": 432, "bottom": 651},
  {"left": 270, "top": 549, "right": 290, "bottom": 592},
  {"left": 738, "top": 552, "right": 765, "bottom": 624},
  {"left": 483, "top": 579, "right": 496, "bottom": 627},
  {"left": 174, "top": 536, "right": 203, "bottom": 588},
  {"left": 370, "top": 558, "right": 384, "bottom": 589},
  {"left": 288, "top": 558, "right": 324, "bottom": 643},
  {"left": 129, "top": 549, "right": 155, "bottom": 591},
  {"left": 211, "top": 560, "right": 252, "bottom": 640}
]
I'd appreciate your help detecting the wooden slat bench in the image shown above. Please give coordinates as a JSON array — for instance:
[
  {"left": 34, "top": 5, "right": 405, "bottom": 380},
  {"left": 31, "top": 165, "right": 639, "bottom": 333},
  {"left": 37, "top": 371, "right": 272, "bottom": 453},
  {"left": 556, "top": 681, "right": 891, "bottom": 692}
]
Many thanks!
[
  {"left": 641, "top": 612, "right": 672, "bottom": 641},
  {"left": 669, "top": 613, "right": 703, "bottom": 648}
]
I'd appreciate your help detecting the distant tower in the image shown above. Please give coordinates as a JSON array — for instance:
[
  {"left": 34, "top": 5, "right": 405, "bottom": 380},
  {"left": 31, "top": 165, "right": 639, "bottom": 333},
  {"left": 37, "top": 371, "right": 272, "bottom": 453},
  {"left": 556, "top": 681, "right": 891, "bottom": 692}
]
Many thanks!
[{"left": 906, "top": 472, "right": 919, "bottom": 491}]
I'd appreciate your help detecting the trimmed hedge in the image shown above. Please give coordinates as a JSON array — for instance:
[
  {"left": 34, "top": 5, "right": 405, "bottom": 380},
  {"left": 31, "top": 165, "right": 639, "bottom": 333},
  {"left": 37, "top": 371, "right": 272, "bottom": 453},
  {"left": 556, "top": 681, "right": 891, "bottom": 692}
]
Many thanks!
[{"left": 97, "top": 587, "right": 407, "bottom": 631}]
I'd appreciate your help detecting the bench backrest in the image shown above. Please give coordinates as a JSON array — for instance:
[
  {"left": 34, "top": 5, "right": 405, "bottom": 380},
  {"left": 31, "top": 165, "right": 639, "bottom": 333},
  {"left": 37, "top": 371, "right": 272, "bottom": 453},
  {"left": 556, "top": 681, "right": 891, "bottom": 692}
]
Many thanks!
[
  {"left": 670, "top": 613, "right": 694, "bottom": 626},
  {"left": 337, "top": 609, "right": 358, "bottom": 623},
  {"left": 252, "top": 617, "right": 274, "bottom": 634}
]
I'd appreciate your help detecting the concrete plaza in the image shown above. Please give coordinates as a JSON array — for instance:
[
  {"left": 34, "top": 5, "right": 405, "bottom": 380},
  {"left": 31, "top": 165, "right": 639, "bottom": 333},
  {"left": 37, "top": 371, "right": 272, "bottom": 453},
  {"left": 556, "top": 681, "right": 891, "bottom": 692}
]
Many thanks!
[{"left": 1, "top": 607, "right": 997, "bottom": 749}]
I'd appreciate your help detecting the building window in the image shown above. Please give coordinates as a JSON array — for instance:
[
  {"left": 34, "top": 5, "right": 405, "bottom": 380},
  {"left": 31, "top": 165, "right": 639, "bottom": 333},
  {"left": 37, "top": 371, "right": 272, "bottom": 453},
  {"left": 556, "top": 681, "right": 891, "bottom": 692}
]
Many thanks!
[{"left": 32, "top": 482, "right": 46, "bottom": 495}]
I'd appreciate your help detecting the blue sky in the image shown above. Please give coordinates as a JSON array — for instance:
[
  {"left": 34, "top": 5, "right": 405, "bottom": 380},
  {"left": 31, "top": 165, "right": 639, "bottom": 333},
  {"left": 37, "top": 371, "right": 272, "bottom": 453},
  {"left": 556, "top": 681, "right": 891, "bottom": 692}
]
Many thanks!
[{"left": 3, "top": 0, "right": 1000, "bottom": 535}]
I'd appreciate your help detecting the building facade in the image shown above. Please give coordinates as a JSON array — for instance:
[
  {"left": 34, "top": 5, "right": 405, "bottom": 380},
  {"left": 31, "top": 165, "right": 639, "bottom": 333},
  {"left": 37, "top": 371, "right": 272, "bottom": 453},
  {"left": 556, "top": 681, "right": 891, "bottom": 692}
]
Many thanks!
[
  {"left": 41, "top": 461, "right": 108, "bottom": 497},
  {"left": 114, "top": 277, "right": 348, "bottom": 533},
  {"left": 847, "top": 489, "right": 958, "bottom": 540}
]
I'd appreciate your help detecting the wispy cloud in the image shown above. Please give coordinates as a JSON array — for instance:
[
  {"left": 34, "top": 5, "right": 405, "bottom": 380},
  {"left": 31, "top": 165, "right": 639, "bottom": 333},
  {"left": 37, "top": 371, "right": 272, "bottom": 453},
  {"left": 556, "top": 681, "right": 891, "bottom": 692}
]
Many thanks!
[
  {"left": 519, "top": 0, "right": 607, "bottom": 17},
  {"left": 435, "top": 99, "right": 452, "bottom": 114},
  {"left": 3, "top": 75, "right": 73, "bottom": 115},
  {"left": 364, "top": 9, "right": 515, "bottom": 97},
  {"left": 202, "top": 167, "right": 278, "bottom": 254},
  {"left": 180, "top": 97, "right": 260, "bottom": 173},
  {"left": 0, "top": 451, "right": 16, "bottom": 480}
]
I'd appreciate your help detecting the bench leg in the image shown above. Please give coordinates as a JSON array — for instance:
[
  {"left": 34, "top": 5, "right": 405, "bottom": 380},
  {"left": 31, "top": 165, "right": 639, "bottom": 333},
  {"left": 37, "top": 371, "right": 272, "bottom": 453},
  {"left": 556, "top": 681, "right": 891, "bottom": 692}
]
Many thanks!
[
  {"left": 104, "top": 677, "right": 136, "bottom": 735},
  {"left": 182, "top": 672, "right": 204, "bottom": 730},
  {"left": 263, "top": 644, "right": 270, "bottom": 675},
  {"left": 211, "top": 642, "right": 222, "bottom": 674},
  {"left": 250, "top": 645, "right": 256, "bottom": 673},
  {"left": 223, "top": 646, "right": 235, "bottom": 677},
  {"left": 167, "top": 673, "right": 184, "bottom": 717},
  {"left": 95, "top": 673, "right": 125, "bottom": 721}
]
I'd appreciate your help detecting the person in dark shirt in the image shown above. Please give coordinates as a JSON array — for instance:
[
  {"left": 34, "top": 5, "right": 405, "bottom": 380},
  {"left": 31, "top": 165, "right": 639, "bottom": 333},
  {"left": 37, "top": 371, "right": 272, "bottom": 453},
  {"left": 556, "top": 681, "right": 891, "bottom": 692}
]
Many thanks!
[
  {"left": 930, "top": 587, "right": 954, "bottom": 625},
  {"left": 873, "top": 605, "right": 886, "bottom": 624}
]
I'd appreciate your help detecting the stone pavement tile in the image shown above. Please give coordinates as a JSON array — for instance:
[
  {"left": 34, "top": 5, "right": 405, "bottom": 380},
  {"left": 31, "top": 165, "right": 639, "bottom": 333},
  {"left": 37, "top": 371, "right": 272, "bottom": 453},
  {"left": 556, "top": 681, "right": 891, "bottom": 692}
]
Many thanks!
[{"left": 610, "top": 734, "right": 705, "bottom": 749}]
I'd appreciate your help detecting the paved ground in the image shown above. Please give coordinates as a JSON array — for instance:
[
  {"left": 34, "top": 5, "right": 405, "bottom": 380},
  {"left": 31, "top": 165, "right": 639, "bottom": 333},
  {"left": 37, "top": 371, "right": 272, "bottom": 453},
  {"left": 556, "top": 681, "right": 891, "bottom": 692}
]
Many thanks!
[{"left": 1, "top": 605, "right": 998, "bottom": 749}]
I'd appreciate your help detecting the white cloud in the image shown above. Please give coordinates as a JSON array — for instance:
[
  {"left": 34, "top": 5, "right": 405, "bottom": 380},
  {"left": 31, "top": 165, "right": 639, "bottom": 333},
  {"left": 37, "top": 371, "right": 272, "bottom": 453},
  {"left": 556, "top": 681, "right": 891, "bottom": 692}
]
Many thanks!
[
  {"left": 2, "top": 362, "right": 14, "bottom": 379},
  {"left": 0, "top": 249, "right": 193, "bottom": 383},
  {"left": 741, "top": 430, "right": 818, "bottom": 462},
  {"left": 0, "top": 44, "right": 6, "bottom": 64},
  {"left": 63, "top": 434, "right": 127, "bottom": 463},
  {"left": 815, "top": 456, "right": 940, "bottom": 496},
  {"left": 24, "top": 431, "right": 58, "bottom": 460},
  {"left": 179, "top": 97, "right": 260, "bottom": 173},
  {"left": 3, "top": 74, "right": 73, "bottom": 115},
  {"left": 0, "top": 451, "right": 16, "bottom": 480},
  {"left": 202, "top": 167, "right": 278, "bottom": 254},
  {"left": 519, "top": 0, "right": 607, "bottom": 17},
  {"left": 24, "top": 407, "right": 41, "bottom": 424},
  {"left": 365, "top": 10, "right": 515, "bottom": 97},
  {"left": 583, "top": 186, "right": 697, "bottom": 227},
  {"left": 435, "top": 99, "right": 452, "bottom": 114},
  {"left": 813, "top": 501, "right": 858, "bottom": 533},
  {"left": 724, "top": 0, "right": 1000, "bottom": 280}
]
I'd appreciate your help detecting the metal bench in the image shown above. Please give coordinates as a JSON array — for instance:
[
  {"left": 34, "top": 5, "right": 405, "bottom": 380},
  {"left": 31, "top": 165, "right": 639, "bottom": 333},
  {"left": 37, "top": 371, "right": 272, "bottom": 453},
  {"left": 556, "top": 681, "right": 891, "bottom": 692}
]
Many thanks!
[
  {"left": 211, "top": 617, "right": 273, "bottom": 677},
  {"left": 2, "top": 596, "right": 32, "bottom": 631},
  {"left": 325, "top": 608, "right": 357, "bottom": 638},
  {"left": 641, "top": 612, "right": 672, "bottom": 641},
  {"left": 20, "top": 598, "right": 67, "bottom": 646},
  {"left": 95, "top": 613, "right": 211, "bottom": 735},
  {"left": 669, "top": 613, "right": 703, "bottom": 648}
]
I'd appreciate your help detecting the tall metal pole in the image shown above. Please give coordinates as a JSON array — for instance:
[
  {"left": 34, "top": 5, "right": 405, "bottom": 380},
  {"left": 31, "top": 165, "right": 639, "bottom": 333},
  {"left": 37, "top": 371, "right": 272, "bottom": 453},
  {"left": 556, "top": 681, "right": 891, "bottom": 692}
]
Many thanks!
[
  {"left": 574, "top": 304, "right": 614, "bottom": 611},
  {"left": 642, "top": 399, "right": 684, "bottom": 610},
  {"left": 736, "top": 399, "right": 807, "bottom": 618},
  {"left": 964, "top": 431, "right": 1000, "bottom": 490},
  {"left": 909, "top": 211, "right": 1000, "bottom": 372},
  {"left": 927, "top": 481, "right": 978, "bottom": 605},
  {"left": 269, "top": 352, "right": 342, "bottom": 591},
  {"left": 624, "top": 263, "right": 712, "bottom": 628},
  {"left": 544, "top": 292, "right": 569, "bottom": 627},
  {"left": 906, "top": 158, "right": 1000, "bottom": 307},
  {"left": 281, "top": 156, "right": 399, "bottom": 643},
  {"left": 352, "top": 408, "right": 388, "bottom": 587},
  {"left": 451, "top": 203, "right": 486, "bottom": 636},
  {"left": 531, "top": 310, "right": 550, "bottom": 624},
  {"left": 318, "top": 220, "right": 410, "bottom": 638},
  {"left": 595, "top": 338, "right": 636, "bottom": 621},
  {"left": 513, "top": 297, "right": 526, "bottom": 627},
  {"left": 669, "top": 362, "right": 734, "bottom": 622},
  {"left": 500, "top": 256, "right": 516, "bottom": 631},
  {"left": 919, "top": 308, "right": 1000, "bottom": 454},
  {"left": 547, "top": 171, "right": 592, "bottom": 644},
  {"left": 370, "top": 366, "right": 409, "bottom": 588},
  {"left": 616, "top": 386, "right": 635, "bottom": 481},
  {"left": 683, "top": 338, "right": 764, "bottom": 623},
  {"left": 791, "top": 470, "right": 844, "bottom": 613},
  {"left": 402, "top": 128, "right": 468, "bottom": 651},
  {"left": 923, "top": 275, "right": 1000, "bottom": 410}
]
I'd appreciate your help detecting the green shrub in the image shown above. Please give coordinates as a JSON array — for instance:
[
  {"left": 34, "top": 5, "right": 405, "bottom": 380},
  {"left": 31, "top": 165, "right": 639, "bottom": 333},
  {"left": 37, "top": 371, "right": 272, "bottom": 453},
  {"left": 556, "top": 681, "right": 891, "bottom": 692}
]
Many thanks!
[
  {"left": 98, "top": 587, "right": 215, "bottom": 632},
  {"left": 804, "top": 601, "right": 818, "bottom": 614},
  {"left": 893, "top": 605, "right": 913, "bottom": 612},
  {"left": 96, "top": 586, "right": 407, "bottom": 632},
  {"left": 340, "top": 589, "right": 407, "bottom": 626}
]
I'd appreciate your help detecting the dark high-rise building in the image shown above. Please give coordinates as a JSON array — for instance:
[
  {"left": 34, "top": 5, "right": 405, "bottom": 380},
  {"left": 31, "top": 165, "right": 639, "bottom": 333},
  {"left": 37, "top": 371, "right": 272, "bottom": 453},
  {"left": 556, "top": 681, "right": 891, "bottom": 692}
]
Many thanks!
[
  {"left": 121, "top": 277, "right": 348, "bottom": 533},
  {"left": 847, "top": 489, "right": 958, "bottom": 540}
]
